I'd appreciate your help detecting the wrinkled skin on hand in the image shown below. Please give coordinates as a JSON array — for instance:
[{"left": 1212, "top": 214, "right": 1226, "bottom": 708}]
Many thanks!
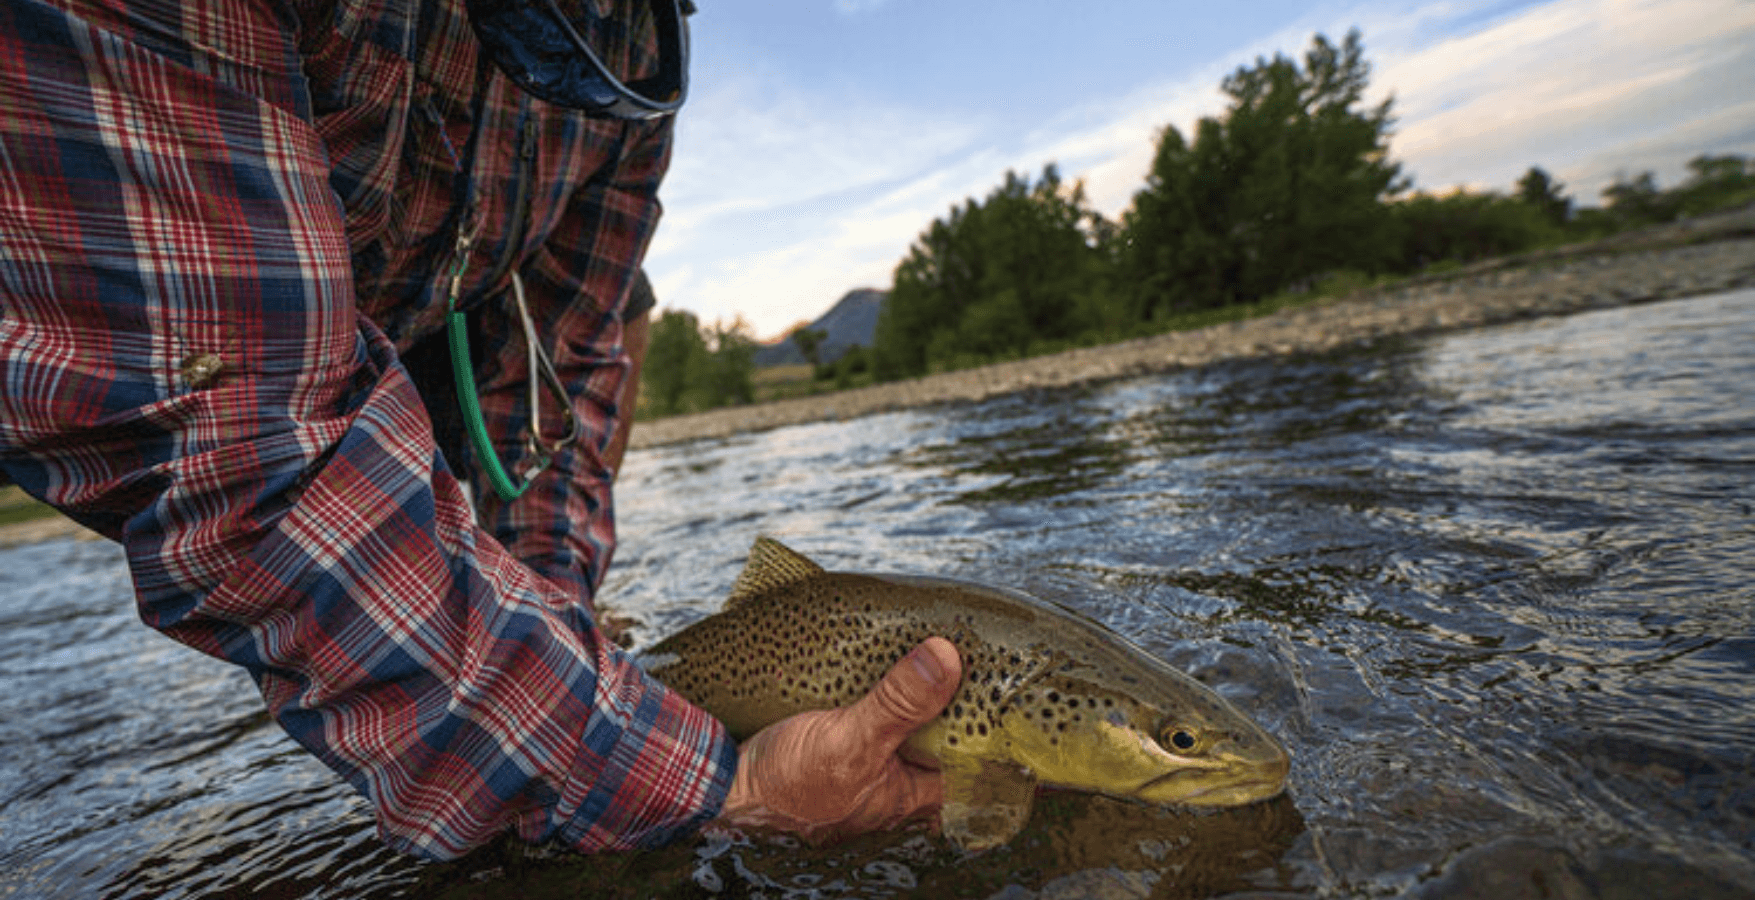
[{"left": 713, "top": 637, "right": 963, "bottom": 843}]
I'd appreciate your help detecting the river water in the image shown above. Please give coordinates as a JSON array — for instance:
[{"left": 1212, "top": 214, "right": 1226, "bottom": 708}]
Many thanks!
[{"left": 3, "top": 289, "right": 1752, "bottom": 899}]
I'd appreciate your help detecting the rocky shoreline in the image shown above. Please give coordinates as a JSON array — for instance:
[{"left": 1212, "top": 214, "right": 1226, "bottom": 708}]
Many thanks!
[{"left": 630, "top": 217, "right": 1755, "bottom": 450}]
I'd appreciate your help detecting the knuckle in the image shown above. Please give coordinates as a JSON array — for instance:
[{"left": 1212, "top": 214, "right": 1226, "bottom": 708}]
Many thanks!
[{"left": 872, "top": 673, "right": 930, "bottom": 723}]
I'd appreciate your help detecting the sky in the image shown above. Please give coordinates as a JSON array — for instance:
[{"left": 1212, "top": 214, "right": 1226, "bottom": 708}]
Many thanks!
[{"left": 643, "top": 0, "right": 1755, "bottom": 340}]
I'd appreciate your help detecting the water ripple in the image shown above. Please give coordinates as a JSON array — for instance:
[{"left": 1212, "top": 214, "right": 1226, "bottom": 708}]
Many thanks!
[{"left": 4, "top": 290, "right": 1753, "bottom": 897}]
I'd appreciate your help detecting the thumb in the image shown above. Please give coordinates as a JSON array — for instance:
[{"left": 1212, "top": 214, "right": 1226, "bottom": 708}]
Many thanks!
[{"left": 847, "top": 637, "right": 962, "bottom": 753}]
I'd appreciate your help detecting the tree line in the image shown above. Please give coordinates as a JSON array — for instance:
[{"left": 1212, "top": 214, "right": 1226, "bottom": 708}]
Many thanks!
[
  {"left": 643, "top": 28, "right": 1755, "bottom": 410},
  {"left": 871, "top": 29, "right": 1755, "bottom": 380}
]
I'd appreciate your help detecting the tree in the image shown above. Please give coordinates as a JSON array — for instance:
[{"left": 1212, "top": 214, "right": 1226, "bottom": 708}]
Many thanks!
[
  {"left": 1672, "top": 154, "right": 1755, "bottom": 217},
  {"left": 643, "top": 308, "right": 707, "bottom": 416},
  {"left": 1515, "top": 166, "right": 1571, "bottom": 226},
  {"left": 1392, "top": 189, "right": 1555, "bottom": 270},
  {"left": 830, "top": 345, "right": 869, "bottom": 390},
  {"left": 1601, "top": 171, "right": 1681, "bottom": 226},
  {"left": 701, "top": 318, "right": 757, "bottom": 408},
  {"left": 790, "top": 327, "right": 827, "bottom": 370},
  {"left": 874, "top": 164, "right": 1109, "bottom": 379},
  {"left": 640, "top": 310, "right": 756, "bottom": 416},
  {"left": 1118, "top": 29, "right": 1404, "bottom": 320},
  {"left": 1685, "top": 154, "right": 1749, "bottom": 186}
]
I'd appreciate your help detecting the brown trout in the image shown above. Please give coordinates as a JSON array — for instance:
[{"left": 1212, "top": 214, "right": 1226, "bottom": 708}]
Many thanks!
[{"left": 644, "top": 538, "right": 1291, "bottom": 850}]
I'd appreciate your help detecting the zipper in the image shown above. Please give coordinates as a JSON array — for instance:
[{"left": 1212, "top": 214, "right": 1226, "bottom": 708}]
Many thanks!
[
  {"left": 471, "top": 101, "right": 578, "bottom": 459},
  {"left": 478, "top": 108, "right": 540, "bottom": 304},
  {"left": 428, "top": 95, "right": 482, "bottom": 318}
]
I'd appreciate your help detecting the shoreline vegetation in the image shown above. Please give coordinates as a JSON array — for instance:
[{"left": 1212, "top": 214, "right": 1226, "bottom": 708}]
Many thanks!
[
  {"left": 0, "top": 486, "right": 96, "bottom": 548},
  {"left": 2, "top": 209, "right": 1750, "bottom": 549},
  {"left": 637, "top": 32, "right": 1755, "bottom": 428},
  {"left": 628, "top": 207, "right": 1755, "bottom": 450}
]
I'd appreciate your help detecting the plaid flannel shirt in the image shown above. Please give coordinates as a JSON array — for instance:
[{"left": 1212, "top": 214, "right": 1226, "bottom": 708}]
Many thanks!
[{"left": 0, "top": 0, "right": 736, "bottom": 859}]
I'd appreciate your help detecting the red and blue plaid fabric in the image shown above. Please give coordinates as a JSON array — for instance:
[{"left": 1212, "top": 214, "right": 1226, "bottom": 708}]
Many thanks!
[{"left": 0, "top": 0, "right": 735, "bottom": 859}]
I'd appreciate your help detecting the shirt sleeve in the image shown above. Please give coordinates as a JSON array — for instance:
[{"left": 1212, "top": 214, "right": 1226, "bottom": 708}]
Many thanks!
[{"left": 0, "top": 0, "right": 735, "bottom": 860}]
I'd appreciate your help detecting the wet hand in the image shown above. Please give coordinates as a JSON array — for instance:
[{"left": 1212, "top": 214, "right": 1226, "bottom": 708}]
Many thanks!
[{"left": 713, "top": 637, "right": 962, "bottom": 843}]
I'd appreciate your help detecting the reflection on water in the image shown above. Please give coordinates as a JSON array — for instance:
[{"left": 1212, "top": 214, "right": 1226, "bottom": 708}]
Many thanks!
[
  {"left": 3, "top": 289, "right": 1753, "bottom": 898},
  {"left": 426, "top": 794, "right": 1304, "bottom": 900}
]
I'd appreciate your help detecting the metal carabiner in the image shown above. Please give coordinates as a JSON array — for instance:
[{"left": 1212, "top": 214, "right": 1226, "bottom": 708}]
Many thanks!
[{"left": 508, "top": 271, "right": 581, "bottom": 462}]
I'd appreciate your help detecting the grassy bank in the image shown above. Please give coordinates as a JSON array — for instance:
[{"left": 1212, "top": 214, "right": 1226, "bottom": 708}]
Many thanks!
[{"left": 0, "top": 485, "right": 55, "bottom": 527}]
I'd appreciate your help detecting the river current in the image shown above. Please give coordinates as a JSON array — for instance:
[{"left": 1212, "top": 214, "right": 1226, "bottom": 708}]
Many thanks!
[{"left": 3, "top": 289, "right": 1752, "bottom": 898}]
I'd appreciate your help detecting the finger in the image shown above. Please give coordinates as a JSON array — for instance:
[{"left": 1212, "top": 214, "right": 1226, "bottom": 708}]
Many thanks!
[
  {"left": 844, "top": 759, "right": 946, "bottom": 838},
  {"left": 847, "top": 637, "right": 962, "bottom": 755},
  {"left": 889, "top": 763, "right": 944, "bottom": 826}
]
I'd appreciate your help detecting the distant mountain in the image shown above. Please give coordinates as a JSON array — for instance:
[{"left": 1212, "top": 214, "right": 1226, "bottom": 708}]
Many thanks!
[{"left": 754, "top": 288, "right": 886, "bottom": 368}]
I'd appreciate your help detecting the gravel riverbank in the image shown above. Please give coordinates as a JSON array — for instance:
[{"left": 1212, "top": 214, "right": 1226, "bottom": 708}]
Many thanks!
[{"left": 631, "top": 224, "right": 1755, "bottom": 450}]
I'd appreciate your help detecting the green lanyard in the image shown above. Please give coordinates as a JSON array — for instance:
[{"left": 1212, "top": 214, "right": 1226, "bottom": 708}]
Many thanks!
[{"left": 446, "top": 224, "right": 579, "bottom": 502}]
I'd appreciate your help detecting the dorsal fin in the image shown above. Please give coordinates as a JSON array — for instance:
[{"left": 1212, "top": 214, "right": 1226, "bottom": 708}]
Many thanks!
[{"left": 726, "top": 537, "right": 825, "bottom": 607}]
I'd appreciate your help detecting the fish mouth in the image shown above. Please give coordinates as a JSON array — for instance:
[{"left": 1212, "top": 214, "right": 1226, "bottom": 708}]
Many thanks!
[
  {"left": 1137, "top": 758, "right": 1289, "bottom": 807},
  {"left": 1172, "top": 776, "right": 1287, "bottom": 806}
]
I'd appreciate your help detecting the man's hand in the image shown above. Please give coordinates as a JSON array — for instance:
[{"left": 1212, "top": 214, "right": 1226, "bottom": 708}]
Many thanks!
[{"left": 713, "top": 637, "right": 962, "bottom": 843}]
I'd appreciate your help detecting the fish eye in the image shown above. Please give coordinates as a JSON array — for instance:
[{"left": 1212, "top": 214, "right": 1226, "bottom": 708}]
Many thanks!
[{"left": 1165, "top": 729, "right": 1197, "bottom": 751}]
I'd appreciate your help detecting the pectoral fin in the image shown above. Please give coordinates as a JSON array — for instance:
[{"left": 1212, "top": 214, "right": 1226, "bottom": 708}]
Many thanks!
[{"left": 938, "top": 754, "right": 1037, "bottom": 852}]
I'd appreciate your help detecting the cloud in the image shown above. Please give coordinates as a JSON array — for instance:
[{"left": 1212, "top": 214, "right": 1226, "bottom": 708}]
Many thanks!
[
  {"left": 1378, "top": 0, "right": 1755, "bottom": 196},
  {"left": 649, "top": 0, "right": 1755, "bottom": 338},
  {"left": 658, "top": 69, "right": 985, "bottom": 242},
  {"left": 648, "top": 63, "right": 1006, "bottom": 336},
  {"left": 650, "top": 130, "right": 1018, "bottom": 337},
  {"left": 648, "top": 44, "right": 1234, "bottom": 336},
  {"left": 1003, "top": 72, "right": 1227, "bottom": 218}
]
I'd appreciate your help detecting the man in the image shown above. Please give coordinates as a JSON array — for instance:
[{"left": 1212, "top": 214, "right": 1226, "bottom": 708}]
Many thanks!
[{"left": 0, "top": 0, "right": 959, "bottom": 860}]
